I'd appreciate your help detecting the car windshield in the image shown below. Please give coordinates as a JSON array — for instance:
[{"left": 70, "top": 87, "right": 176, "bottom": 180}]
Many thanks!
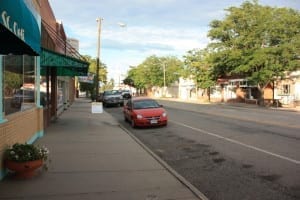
[
  {"left": 133, "top": 100, "right": 160, "bottom": 109},
  {"left": 104, "top": 90, "right": 121, "bottom": 95}
]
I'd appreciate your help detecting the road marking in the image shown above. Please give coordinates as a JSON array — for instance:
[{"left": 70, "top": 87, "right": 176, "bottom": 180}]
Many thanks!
[{"left": 171, "top": 120, "right": 300, "bottom": 165}]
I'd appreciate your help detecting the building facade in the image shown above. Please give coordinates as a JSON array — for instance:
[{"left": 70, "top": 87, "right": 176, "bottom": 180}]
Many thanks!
[
  {"left": 40, "top": 0, "right": 88, "bottom": 123},
  {"left": 274, "top": 70, "right": 300, "bottom": 107},
  {"left": 0, "top": 0, "right": 89, "bottom": 180},
  {"left": 0, "top": 0, "right": 43, "bottom": 180}
]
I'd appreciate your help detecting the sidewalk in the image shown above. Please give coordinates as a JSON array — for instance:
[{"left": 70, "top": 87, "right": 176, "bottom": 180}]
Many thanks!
[
  {"left": 157, "top": 97, "right": 300, "bottom": 112},
  {"left": 0, "top": 98, "right": 206, "bottom": 200}
]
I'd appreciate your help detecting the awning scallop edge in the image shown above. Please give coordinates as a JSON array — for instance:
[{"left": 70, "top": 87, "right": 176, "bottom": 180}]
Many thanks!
[{"left": 41, "top": 48, "right": 89, "bottom": 76}]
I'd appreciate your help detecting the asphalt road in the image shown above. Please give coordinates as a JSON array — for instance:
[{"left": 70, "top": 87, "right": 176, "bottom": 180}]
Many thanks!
[{"left": 105, "top": 100, "right": 300, "bottom": 200}]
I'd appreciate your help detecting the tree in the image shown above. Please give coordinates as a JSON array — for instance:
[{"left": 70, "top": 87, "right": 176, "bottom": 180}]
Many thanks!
[
  {"left": 161, "top": 56, "right": 183, "bottom": 87},
  {"left": 124, "top": 65, "right": 147, "bottom": 93},
  {"left": 183, "top": 48, "right": 215, "bottom": 89},
  {"left": 85, "top": 55, "right": 108, "bottom": 85},
  {"left": 4, "top": 71, "right": 22, "bottom": 94},
  {"left": 79, "top": 81, "right": 94, "bottom": 98},
  {"left": 123, "top": 77, "right": 135, "bottom": 87},
  {"left": 207, "top": 0, "right": 300, "bottom": 103},
  {"left": 80, "top": 55, "right": 108, "bottom": 99},
  {"left": 124, "top": 55, "right": 183, "bottom": 91}
]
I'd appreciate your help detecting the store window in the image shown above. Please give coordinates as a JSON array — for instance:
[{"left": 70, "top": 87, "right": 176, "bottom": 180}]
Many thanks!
[{"left": 3, "top": 55, "right": 36, "bottom": 115}]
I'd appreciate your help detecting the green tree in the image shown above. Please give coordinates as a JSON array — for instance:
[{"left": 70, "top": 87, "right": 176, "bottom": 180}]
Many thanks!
[
  {"left": 79, "top": 81, "right": 94, "bottom": 98},
  {"left": 4, "top": 71, "right": 22, "bottom": 92},
  {"left": 126, "top": 65, "right": 147, "bottom": 90},
  {"left": 161, "top": 56, "right": 183, "bottom": 87},
  {"left": 123, "top": 77, "right": 135, "bottom": 87},
  {"left": 85, "top": 55, "right": 108, "bottom": 84},
  {"left": 124, "top": 55, "right": 183, "bottom": 91},
  {"left": 80, "top": 55, "right": 108, "bottom": 99},
  {"left": 183, "top": 48, "right": 215, "bottom": 90},
  {"left": 207, "top": 0, "right": 300, "bottom": 102}
]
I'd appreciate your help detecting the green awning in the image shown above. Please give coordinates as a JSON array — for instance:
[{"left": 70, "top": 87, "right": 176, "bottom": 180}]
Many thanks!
[{"left": 41, "top": 48, "right": 89, "bottom": 76}]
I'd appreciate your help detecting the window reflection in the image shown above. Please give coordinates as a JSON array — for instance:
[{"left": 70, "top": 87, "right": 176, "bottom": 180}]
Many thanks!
[{"left": 3, "top": 55, "right": 36, "bottom": 115}]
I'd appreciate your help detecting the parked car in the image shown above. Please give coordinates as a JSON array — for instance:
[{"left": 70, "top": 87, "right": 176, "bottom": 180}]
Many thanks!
[
  {"left": 102, "top": 90, "right": 124, "bottom": 107},
  {"left": 121, "top": 90, "right": 132, "bottom": 100},
  {"left": 10, "top": 89, "right": 34, "bottom": 108},
  {"left": 97, "top": 92, "right": 104, "bottom": 102},
  {"left": 10, "top": 89, "right": 48, "bottom": 108},
  {"left": 123, "top": 97, "right": 168, "bottom": 128}
]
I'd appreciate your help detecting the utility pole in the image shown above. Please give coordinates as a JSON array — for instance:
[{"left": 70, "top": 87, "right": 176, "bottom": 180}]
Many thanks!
[
  {"left": 163, "top": 63, "right": 166, "bottom": 89},
  {"left": 95, "top": 17, "right": 103, "bottom": 101},
  {"left": 163, "top": 62, "right": 166, "bottom": 97}
]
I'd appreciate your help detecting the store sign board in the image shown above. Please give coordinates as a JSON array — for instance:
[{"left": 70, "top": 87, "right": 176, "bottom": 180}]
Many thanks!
[
  {"left": 0, "top": 0, "right": 41, "bottom": 54},
  {"left": 91, "top": 102, "right": 103, "bottom": 114}
]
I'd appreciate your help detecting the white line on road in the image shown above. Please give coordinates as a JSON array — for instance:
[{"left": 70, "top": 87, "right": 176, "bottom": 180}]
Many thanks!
[{"left": 171, "top": 120, "right": 300, "bottom": 165}]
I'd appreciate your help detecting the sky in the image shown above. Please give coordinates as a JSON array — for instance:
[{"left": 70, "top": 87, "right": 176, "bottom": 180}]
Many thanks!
[{"left": 48, "top": 0, "right": 300, "bottom": 81}]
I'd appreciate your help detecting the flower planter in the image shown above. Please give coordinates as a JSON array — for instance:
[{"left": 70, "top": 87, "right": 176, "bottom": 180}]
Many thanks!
[
  {"left": 5, "top": 159, "right": 43, "bottom": 179},
  {"left": 4, "top": 143, "right": 49, "bottom": 179}
]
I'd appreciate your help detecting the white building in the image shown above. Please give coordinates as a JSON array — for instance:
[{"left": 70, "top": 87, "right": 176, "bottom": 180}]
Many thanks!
[{"left": 275, "top": 70, "right": 300, "bottom": 107}]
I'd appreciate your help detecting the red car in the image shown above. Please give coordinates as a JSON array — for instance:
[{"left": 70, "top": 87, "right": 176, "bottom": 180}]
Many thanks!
[{"left": 123, "top": 97, "right": 168, "bottom": 128}]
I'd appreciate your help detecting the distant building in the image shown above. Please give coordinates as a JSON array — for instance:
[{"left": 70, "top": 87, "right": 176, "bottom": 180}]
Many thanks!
[
  {"left": 274, "top": 70, "right": 300, "bottom": 107},
  {"left": 67, "top": 38, "right": 79, "bottom": 56}
]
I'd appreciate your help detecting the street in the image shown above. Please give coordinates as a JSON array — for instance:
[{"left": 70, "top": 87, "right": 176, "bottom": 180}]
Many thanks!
[{"left": 105, "top": 100, "right": 300, "bottom": 200}]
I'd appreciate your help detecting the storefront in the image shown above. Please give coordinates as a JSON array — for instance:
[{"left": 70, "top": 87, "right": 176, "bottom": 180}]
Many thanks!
[
  {"left": 0, "top": 0, "right": 42, "bottom": 180},
  {"left": 40, "top": 48, "right": 89, "bottom": 119},
  {"left": 40, "top": 0, "right": 89, "bottom": 124}
]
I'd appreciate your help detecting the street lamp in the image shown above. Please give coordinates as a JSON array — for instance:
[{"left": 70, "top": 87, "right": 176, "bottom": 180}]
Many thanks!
[
  {"left": 117, "top": 22, "right": 127, "bottom": 28},
  {"left": 95, "top": 17, "right": 103, "bottom": 101}
]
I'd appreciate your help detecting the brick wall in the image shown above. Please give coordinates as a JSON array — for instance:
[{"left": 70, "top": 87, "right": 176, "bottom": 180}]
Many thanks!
[{"left": 0, "top": 108, "right": 43, "bottom": 175}]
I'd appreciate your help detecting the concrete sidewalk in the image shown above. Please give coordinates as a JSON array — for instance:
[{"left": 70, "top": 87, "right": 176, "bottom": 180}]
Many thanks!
[
  {"left": 0, "top": 98, "right": 206, "bottom": 200},
  {"left": 157, "top": 97, "right": 300, "bottom": 112}
]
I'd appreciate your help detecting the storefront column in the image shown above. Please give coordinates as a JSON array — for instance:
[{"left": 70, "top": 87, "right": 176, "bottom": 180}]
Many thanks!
[
  {"left": 51, "top": 68, "right": 57, "bottom": 120},
  {"left": 35, "top": 56, "right": 41, "bottom": 107},
  {"left": 0, "top": 55, "right": 5, "bottom": 123}
]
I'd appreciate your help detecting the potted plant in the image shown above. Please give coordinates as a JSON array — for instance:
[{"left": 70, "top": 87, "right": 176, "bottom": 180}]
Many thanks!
[{"left": 4, "top": 143, "right": 49, "bottom": 178}]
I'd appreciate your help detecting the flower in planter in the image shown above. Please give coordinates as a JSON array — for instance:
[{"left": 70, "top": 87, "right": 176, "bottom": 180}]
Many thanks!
[{"left": 4, "top": 143, "right": 50, "bottom": 171}]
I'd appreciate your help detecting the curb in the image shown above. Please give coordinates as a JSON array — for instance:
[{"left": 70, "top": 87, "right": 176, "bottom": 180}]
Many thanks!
[{"left": 119, "top": 124, "right": 209, "bottom": 200}]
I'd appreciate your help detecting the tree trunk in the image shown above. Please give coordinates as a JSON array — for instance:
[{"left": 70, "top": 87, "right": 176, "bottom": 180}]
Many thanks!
[
  {"left": 221, "top": 84, "right": 225, "bottom": 102},
  {"left": 208, "top": 87, "right": 211, "bottom": 102},
  {"left": 258, "top": 88, "right": 264, "bottom": 106},
  {"left": 257, "top": 82, "right": 269, "bottom": 106}
]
